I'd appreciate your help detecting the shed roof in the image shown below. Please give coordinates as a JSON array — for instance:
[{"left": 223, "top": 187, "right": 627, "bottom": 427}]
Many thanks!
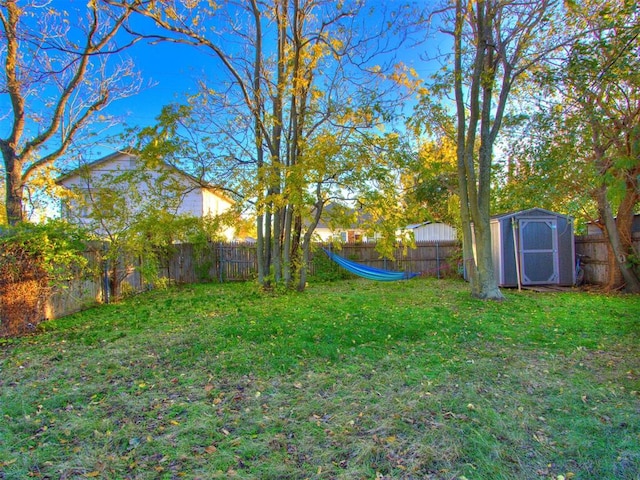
[{"left": 491, "top": 208, "right": 573, "bottom": 222}]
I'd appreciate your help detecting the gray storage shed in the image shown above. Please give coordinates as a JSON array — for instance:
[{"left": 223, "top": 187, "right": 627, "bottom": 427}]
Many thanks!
[{"left": 488, "top": 208, "right": 575, "bottom": 287}]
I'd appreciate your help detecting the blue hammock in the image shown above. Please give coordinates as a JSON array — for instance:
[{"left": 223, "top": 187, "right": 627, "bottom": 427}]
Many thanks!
[{"left": 323, "top": 248, "right": 420, "bottom": 282}]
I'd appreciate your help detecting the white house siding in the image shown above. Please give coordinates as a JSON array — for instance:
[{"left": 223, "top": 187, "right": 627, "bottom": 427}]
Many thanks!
[
  {"left": 58, "top": 153, "right": 235, "bottom": 239},
  {"left": 201, "top": 189, "right": 235, "bottom": 240},
  {"left": 313, "top": 227, "right": 333, "bottom": 242},
  {"left": 202, "top": 189, "right": 233, "bottom": 217},
  {"left": 311, "top": 227, "right": 376, "bottom": 243},
  {"left": 179, "top": 188, "right": 205, "bottom": 217},
  {"left": 408, "top": 222, "right": 457, "bottom": 242},
  {"left": 64, "top": 156, "right": 132, "bottom": 188}
]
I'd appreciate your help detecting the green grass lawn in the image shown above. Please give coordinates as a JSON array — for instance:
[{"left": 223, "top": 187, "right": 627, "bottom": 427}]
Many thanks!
[{"left": 1, "top": 279, "right": 639, "bottom": 479}]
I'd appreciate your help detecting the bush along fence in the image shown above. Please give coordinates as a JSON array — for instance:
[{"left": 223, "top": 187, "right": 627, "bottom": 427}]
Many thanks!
[
  {"left": 0, "top": 242, "right": 50, "bottom": 337},
  {"left": 0, "top": 223, "right": 93, "bottom": 337}
]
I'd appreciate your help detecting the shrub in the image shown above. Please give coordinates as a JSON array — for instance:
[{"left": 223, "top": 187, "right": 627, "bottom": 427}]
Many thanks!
[{"left": 0, "top": 222, "right": 89, "bottom": 337}]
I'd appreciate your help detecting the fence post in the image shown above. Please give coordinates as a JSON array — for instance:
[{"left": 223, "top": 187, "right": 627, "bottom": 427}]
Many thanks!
[
  {"left": 102, "top": 245, "right": 110, "bottom": 304},
  {"left": 218, "top": 242, "right": 224, "bottom": 283},
  {"left": 436, "top": 242, "right": 440, "bottom": 279}
]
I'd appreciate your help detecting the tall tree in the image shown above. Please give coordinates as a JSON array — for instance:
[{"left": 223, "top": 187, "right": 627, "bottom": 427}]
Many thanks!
[
  {"left": 0, "top": 0, "right": 141, "bottom": 225},
  {"left": 495, "top": 0, "right": 639, "bottom": 291},
  {"left": 419, "top": 0, "right": 561, "bottom": 299},
  {"left": 118, "top": 0, "right": 419, "bottom": 290},
  {"left": 552, "top": 0, "right": 639, "bottom": 291}
]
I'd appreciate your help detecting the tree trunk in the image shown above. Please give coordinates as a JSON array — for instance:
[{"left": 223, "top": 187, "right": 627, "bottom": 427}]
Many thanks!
[
  {"left": 272, "top": 205, "right": 283, "bottom": 283},
  {"left": 282, "top": 204, "right": 294, "bottom": 287},
  {"left": 597, "top": 185, "right": 640, "bottom": 293},
  {"left": 453, "top": 0, "right": 504, "bottom": 301},
  {"left": 297, "top": 220, "right": 312, "bottom": 293},
  {"left": 2, "top": 147, "right": 24, "bottom": 225},
  {"left": 264, "top": 208, "right": 272, "bottom": 275},
  {"left": 472, "top": 219, "right": 503, "bottom": 299},
  {"left": 297, "top": 192, "right": 324, "bottom": 292},
  {"left": 456, "top": 151, "right": 477, "bottom": 287},
  {"left": 256, "top": 213, "right": 265, "bottom": 284}
]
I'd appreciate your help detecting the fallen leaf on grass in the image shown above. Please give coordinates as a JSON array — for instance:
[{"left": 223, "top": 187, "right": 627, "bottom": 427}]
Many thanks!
[{"left": 204, "top": 445, "right": 217, "bottom": 454}]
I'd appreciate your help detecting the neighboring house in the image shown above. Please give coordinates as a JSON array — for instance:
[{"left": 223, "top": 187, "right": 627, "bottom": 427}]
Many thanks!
[
  {"left": 57, "top": 151, "right": 236, "bottom": 240},
  {"left": 311, "top": 203, "right": 378, "bottom": 243},
  {"left": 404, "top": 221, "right": 457, "bottom": 242}
]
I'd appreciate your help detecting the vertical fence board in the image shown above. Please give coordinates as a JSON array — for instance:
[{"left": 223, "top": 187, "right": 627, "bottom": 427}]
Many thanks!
[
  {"left": 575, "top": 233, "right": 640, "bottom": 285},
  {"left": 46, "top": 246, "right": 103, "bottom": 320}
]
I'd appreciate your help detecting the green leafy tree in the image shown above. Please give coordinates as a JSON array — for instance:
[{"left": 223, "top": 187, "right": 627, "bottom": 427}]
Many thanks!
[
  {"left": 117, "top": 0, "right": 421, "bottom": 290},
  {"left": 61, "top": 156, "right": 234, "bottom": 298},
  {"left": 489, "top": 107, "right": 594, "bottom": 228},
  {"left": 496, "top": 0, "right": 639, "bottom": 291},
  {"left": 538, "top": 0, "right": 639, "bottom": 291},
  {"left": 403, "top": 137, "right": 460, "bottom": 228}
]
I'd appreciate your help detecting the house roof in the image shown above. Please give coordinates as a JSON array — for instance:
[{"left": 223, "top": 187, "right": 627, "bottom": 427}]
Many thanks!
[
  {"left": 314, "top": 203, "right": 372, "bottom": 230},
  {"left": 56, "top": 150, "right": 235, "bottom": 204},
  {"left": 587, "top": 213, "right": 640, "bottom": 233},
  {"left": 55, "top": 150, "right": 131, "bottom": 184},
  {"left": 405, "top": 221, "right": 455, "bottom": 230}
]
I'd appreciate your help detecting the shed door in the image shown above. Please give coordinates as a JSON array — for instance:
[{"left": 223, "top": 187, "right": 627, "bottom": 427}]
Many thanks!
[{"left": 518, "top": 218, "right": 559, "bottom": 285}]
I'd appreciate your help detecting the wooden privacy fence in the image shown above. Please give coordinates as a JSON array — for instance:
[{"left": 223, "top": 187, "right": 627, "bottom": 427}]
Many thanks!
[
  {"left": 575, "top": 232, "right": 640, "bottom": 286},
  {"left": 157, "top": 240, "right": 461, "bottom": 283},
  {"left": 36, "top": 240, "right": 461, "bottom": 322},
  {"left": 159, "top": 242, "right": 259, "bottom": 283}
]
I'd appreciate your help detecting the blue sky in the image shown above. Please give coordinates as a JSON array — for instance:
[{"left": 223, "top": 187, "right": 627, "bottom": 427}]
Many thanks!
[
  {"left": 98, "top": 1, "right": 448, "bottom": 134},
  {"left": 1, "top": 0, "right": 449, "bottom": 158},
  {"left": 111, "top": 40, "right": 212, "bottom": 126}
]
